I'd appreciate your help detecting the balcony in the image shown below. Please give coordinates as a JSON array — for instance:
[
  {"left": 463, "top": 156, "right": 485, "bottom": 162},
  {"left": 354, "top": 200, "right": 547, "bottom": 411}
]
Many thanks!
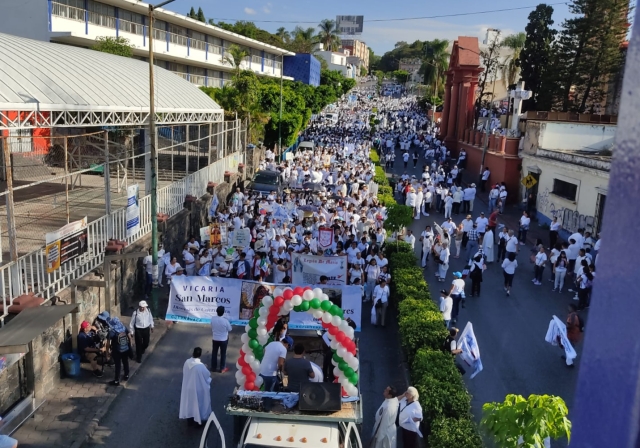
[
  {"left": 50, "top": 2, "right": 283, "bottom": 78},
  {"left": 171, "top": 72, "right": 230, "bottom": 88}
]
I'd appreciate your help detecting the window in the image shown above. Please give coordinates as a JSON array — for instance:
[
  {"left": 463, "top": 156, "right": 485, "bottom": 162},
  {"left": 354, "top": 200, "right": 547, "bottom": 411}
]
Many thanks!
[{"left": 552, "top": 179, "right": 578, "bottom": 201}]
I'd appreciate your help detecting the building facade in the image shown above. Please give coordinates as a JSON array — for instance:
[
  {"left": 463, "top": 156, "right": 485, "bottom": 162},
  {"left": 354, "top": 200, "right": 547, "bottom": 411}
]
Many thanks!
[
  {"left": 341, "top": 39, "right": 368, "bottom": 68},
  {"left": 283, "top": 54, "right": 321, "bottom": 86},
  {"left": 315, "top": 50, "right": 356, "bottom": 78},
  {"left": 0, "top": 0, "right": 293, "bottom": 88}
]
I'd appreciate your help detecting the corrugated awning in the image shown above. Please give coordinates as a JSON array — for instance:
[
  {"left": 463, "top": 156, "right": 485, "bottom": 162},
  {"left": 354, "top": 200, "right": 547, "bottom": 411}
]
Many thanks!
[{"left": 0, "top": 305, "right": 77, "bottom": 355}]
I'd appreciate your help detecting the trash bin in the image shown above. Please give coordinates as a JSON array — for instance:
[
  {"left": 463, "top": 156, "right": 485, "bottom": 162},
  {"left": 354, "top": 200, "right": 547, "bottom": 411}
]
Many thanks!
[{"left": 61, "top": 353, "right": 81, "bottom": 377}]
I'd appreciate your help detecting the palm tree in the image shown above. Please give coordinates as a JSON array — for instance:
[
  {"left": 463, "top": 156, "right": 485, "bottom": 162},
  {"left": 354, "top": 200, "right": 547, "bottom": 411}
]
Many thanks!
[
  {"left": 422, "top": 39, "right": 450, "bottom": 98},
  {"left": 316, "top": 19, "right": 341, "bottom": 51},
  {"left": 275, "top": 27, "right": 290, "bottom": 44},
  {"left": 501, "top": 32, "right": 526, "bottom": 88},
  {"left": 290, "top": 26, "right": 317, "bottom": 53},
  {"left": 221, "top": 44, "right": 249, "bottom": 79}
]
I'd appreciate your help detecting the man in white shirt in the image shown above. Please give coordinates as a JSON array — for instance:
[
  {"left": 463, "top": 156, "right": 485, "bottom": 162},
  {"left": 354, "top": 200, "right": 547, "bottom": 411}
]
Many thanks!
[
  {"left": 499, "top": 188, "right": 508, "bottom": 213},
  {"left": 403, "top": 230, "right": 416, "bottom": 249},
  {"left": 505, "top": 230, "right": 519, "bottom": 258},
  {"left": 259, "top": 339, "right": 290, "bottom": 391},
  {"left": 488, "top": 185, "right": 500, "bottom": 212},
  {"left": 130, "top": 300, "right": 154, "bottom": 363},
  {"left": 143, "top": 248, "right": 153, "bottom": 298},
  {"left": 480, "top": 167, "right": 491, "bottom": 192},
  {"left": 463, "top": 183, "right": 477, "bottom": 214},
  {"left": 420, "top": 226, "right": 434, "bottom": 268},
  {"left": 439, "top": 290, "right": 453, "bottom": 328},
  {"left": 373, "top": 280, "right": 390, "bottom": 327},
  {"left": 475, "top": 212, "right": 489, "bottom": 234},
  {"left": 441, "top": 217, "right": 456, "bottom": 235},
  {"left": 210, "top": 306, "right": 233, "bottom": 373}
]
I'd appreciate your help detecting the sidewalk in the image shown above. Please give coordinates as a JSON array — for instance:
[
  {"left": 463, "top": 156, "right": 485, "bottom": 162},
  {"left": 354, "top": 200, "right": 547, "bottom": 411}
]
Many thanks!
[{"left": 12, "top": 316, "right": 172, "bottom": 448}]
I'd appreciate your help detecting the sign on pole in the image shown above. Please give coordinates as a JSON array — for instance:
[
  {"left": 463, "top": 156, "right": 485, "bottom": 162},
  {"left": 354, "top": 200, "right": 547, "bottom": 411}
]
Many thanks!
[
  {"left": 125, "top": 184, "right": 140, "bottom": 238},
  {"left": 45, "top": 217, "right": 88, "bottom": 273},
  {"left": 521, "top": 174, "right": 538, "bottom": 189}
]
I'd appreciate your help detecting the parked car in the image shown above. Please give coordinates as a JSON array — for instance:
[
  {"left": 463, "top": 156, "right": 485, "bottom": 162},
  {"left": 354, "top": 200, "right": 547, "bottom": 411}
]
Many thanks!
[{"left": 246, "top": 170, "right": 283, "bottom": 197}]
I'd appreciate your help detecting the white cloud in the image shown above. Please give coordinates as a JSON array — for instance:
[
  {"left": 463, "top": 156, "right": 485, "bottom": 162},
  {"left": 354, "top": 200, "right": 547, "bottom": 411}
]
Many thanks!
[
  {"left": 262, "top": 5, "right": 271, "bottom": 14},
  {"left": 244, "top": 7, "right": 256, "bottom": 15}
]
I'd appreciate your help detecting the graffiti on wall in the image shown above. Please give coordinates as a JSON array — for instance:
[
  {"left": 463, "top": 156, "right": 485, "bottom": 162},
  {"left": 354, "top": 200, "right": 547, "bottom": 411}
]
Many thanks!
[{"left": 537, "top": 188, "right": 594, "bottom": 233}]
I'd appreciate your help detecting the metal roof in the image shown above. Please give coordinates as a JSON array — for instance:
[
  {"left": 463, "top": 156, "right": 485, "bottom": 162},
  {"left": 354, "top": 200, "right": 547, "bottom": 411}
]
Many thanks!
[{"left": 0, "top": 33, "right": 222, "bottom": 123}]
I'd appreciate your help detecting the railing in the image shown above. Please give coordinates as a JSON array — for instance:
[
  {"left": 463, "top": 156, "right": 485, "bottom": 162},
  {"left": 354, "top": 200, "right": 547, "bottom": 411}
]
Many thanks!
[
  {"left": 51, "top": 2, "right": 85, "bottom": 22},
  {"left": 189, "top": 75, "right": 205, "bottom": 86},
  {"left": 118, "top": 18, "right": 144, "bottom": 36},
  {"left": 275, "top": 61, "right": 282, "bottom": 70},
  {"left": 88, "top": 11, "right": 116, "bottom": 29},
  {"left": 168, "top": 31, "right": 188, "bottom": 47},
  {"left": 265, "top": 58, "right": 273, "bottom": 67},
  {"left": 252, "top": 55, "right": 262, "bottom": 65},
  {"left": 0, "top": 145, "right": 243, "bottom": 324},
  {"left": 208, "top": 44, "right": 223, "bottom": 56},
  {"left": 172, "top": 71, "right": 189, "bottom": 81},
  {"left": 190, "top": 38, "right": 206, "bottom": 51}
]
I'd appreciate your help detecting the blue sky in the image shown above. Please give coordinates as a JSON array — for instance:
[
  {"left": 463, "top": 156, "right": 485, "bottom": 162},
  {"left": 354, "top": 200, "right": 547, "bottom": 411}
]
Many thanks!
[{"left": 168, "top": 0, "right": 573, "bottom": 54}]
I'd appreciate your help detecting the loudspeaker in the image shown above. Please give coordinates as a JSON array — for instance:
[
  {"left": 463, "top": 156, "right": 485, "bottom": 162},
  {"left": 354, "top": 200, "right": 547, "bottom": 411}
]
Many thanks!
[{"left": 299, "top": 383, "right": 342, "bottom": 412}]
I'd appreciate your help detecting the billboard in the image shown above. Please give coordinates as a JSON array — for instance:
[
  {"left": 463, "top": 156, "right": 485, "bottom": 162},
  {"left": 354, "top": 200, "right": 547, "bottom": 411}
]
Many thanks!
[
  {"left": 45, "top": 217, "right": 88, "bottom": 273},
  {"left": 336, "top": 15, "right": 364, "bottom": 35}
]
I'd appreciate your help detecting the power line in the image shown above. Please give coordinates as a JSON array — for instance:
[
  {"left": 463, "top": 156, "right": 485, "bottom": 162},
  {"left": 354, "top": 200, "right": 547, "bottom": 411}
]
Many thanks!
[{"left": 209, "top": 3, "right": 569, "bottom": 25}]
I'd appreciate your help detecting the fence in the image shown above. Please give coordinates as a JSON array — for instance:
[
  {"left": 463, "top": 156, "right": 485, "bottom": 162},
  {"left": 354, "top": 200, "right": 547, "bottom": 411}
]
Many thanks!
[{"left": 0, "top": 119, "right": 246, "bottom": 324}]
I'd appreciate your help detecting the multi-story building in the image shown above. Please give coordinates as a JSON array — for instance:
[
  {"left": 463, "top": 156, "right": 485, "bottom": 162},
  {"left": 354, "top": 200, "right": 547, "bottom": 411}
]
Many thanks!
[
  {"left": 283, "top": 54, "right": 321, "bottom": 86},
  {"left": 315, "top": 50, "right": 356, "bottom": 79},
  {"left": 341, "top": 39, "right": 369, "bottom": 68},
  {"left": 0, "top": 0, "right": 293, "bottom": 89}
]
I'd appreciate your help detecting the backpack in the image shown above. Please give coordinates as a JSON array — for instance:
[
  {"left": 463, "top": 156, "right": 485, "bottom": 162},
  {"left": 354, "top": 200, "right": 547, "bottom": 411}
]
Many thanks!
[
  {"left": 114, "top": 331, "right": 129, "bottom": 353},
  {"left": 570, "top": 312, "right": 585, "bottom": 333},
  {"left": 441, "top": 335, "right": 454, "bottom": 354}
]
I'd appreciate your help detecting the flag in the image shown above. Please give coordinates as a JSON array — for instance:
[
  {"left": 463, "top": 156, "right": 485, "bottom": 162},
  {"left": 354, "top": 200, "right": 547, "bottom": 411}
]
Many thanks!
[
  {"left": 545, "top": 315, "right": 576, "bottom": 365},
  {"left": 458, "top": 322, "right": 483, "bottom": 379},
  {"left": 209, "top": 194, "right": 219, "bottom": 218}
]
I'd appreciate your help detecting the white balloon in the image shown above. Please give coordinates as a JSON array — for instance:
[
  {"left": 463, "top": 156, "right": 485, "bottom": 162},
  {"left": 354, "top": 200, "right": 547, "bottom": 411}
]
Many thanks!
[
  {"left": 351, "top": 358, "right": 360, "bottom": 370},
  {"left": 236, "top": 361, "right": 242, "bottom": 370},
  {"left": 330, "top": 339, "right": 339, "bottom": 350},
  {"left": 283, "top": 301, "right": 294, "bottom": 312},
  {"left": 337, "top": 347, "right": 347, "bottom": 359},
  {"left": 339, "top": 320, "right": 350, "bottom": 332},
  {"left": 262, "top": 296, "right": 274, "bottom": 307},
  {"left": 238, "top": 386, "right": 245, "bottom": 391},
  {"left": 331, "top": 358, "right": 338, "bottom": 366},
  {"left": 343, "top": 352, "right": 354, "bottom": 365},
  {"left": 235, "top": 371, "right": 243, "bottom": 380},
  {"left": 340, "top": 376, "right": 351, "bottom": 387},
  {"left": 322, "top": 293, "right": 330, "bottom": 302},
  {"left": 303, "top": 290, "right": 315, "bottom": 301},
  {"left": 255, "top": 376, "right": 264, "bottom": 387},
  {"left": 313, "top": 288, "right": 324, "bottom": 298},
  {"left": 322, "top": 312, "right": 332, "bottom": 323},
  {"left": 250, "top": 360, "right": 261, "bottom": 371},
  {"left": 258, "top": 307, "right": 269, "bottom": 317},
  {"left": 345, "top": 326, "right": 355, "bottom": 339},
  {"left": 245, "top": 354, "right": 256, "bottom": 364},
  {"left": 257, "top": 316, "right": 267, "bottom": 326},
  {"left": 257, "top": 327, "right": 267, "bottom": 336},
  {"left": 312, "top": 309, "right": 324, "bottom": 319},
  {"left": 291, "top": 295, "right": 303, "bottom": 306},
  {"left": 273, "top": 288, "right": 284, "bottom": 298},
  {"left": 245, "top": 325, "right": 251, "bottom": 333},
  {"left": 241, "top": 333, "right": 250, "bottom": 344},
  {"left": 331, "top": 316, "right": 342, "bottom": 327},
  {"left": 257, "top": 335, "right": 269, "bottom": 345},
  {"left": 347, "top": 385, "right": 359, "bottom": 397},
  {"left": 242, "top": 343, "right": 250, "bottom": 353},
  {"left": 333, "top": 367, "right": 341, "bottom": 377}
]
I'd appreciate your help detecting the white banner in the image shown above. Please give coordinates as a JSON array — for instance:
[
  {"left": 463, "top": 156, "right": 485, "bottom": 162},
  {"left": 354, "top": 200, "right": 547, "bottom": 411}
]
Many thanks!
[
  {"left": 291, "top": 253, "right": 348, "bottom": 285},
  {"left": 458, "top": 322, "right": 483, "bottom": 379},
  {"left": 166, "top": 276, "right": 362, "bottom": 330},
  {"left": 231, "top": 227, "right": 252, "bottom": 247},
  {"left": 125, "top": 184, "right": 140, "bottom": 238}
]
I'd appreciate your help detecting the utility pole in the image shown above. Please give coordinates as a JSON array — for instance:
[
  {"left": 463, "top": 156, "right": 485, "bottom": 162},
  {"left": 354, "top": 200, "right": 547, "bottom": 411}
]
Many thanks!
[
  {"left": 278, "top": 53, "right": 283, "bottom": 159},
  {"left": 148, "top": 0, "right": 174, "bottom": 288}
]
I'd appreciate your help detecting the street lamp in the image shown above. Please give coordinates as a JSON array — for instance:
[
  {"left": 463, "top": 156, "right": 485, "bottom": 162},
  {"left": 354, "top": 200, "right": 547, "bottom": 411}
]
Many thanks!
[{"left": 148, "top": 0, "right": 175, "bottom": 294}]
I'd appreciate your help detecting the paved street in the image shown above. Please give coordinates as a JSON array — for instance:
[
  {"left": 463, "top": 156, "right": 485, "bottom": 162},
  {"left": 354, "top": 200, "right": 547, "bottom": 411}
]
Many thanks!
[{"left": 384, "top": 146, "right": 578, "bottom": 439}]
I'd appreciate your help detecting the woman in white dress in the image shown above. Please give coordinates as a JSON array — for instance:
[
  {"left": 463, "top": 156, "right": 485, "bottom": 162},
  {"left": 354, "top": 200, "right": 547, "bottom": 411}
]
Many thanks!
[{"left": 482, "top": 228, "right": 495, "bottom": 263}]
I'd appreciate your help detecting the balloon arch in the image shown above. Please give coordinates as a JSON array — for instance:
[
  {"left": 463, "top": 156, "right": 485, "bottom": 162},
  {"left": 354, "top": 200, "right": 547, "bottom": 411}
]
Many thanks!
[{"left": 235, "top": 286, "right": 359, "bottom": 397}]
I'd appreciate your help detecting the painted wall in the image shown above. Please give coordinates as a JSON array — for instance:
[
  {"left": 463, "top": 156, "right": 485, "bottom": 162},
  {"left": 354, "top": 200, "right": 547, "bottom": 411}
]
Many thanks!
[
  {"left": 0, "top": 0, "right": 49, "bottom": 41},
  {"left": 530, "top": 121, "right": 617, "bottom": 151},
  {"left": 283, "top": 54, "right": 321, "bottom": 86},
  {"left": 522, "top": 154, "right": 610, "bottom": 239}
]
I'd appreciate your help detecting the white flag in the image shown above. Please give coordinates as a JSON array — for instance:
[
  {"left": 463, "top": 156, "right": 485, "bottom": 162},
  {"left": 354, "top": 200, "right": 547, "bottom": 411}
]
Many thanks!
[
  {"left": 209, "top": 194, "right": 219, "bottom": 218},
  {"left": 458, "top": 322, "right": 483, "bottom": 379}
]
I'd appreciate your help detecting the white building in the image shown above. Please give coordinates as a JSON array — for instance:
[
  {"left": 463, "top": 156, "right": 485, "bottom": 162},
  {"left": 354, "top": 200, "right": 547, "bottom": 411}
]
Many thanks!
[
  {"left": 0, "top": 0, "right": 294, "bottom": 88},
  {"left": 520, "top": 120, "right": 612, "bottom": 239},
  {"left": 316, "top": 50, "right": 356, "bottom": 79}
]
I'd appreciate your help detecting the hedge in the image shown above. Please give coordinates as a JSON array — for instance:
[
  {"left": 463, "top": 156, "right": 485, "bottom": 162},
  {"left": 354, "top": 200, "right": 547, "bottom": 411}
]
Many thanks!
[
  {"left": 371, "top": 152, "right": 482, "bottom": 446},
  {"left": 370, "top": 149, "right": 380, "bottom": 165}
]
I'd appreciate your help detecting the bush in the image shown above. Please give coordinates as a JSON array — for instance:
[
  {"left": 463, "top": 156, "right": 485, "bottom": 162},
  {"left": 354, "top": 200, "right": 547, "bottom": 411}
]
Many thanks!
[
  {"left": 428, "top": 418, "right": 484, "bottom": 448},
  {"left": 374, "top": 166, "right": 388, "bottom": 185},
  {"left": 383, "top": 241, "right": 414, "bottom": 257},
  {"left": 412, "top": 349, "right": 464, "bottom": 385},
  {"left": 378, "top": 192, "right": 397, "bottom": 206},
  {"left": 370, "top": 150, "right": 380, "bottom": 165},
  {"left": 378, "top": 185, "right": 393, "bottom": 196},
  {"left": 415, "top": 375, "right": 472, "bottom": 423},
  {"left": 389, "top": 252, "right": 418, "bottom": 270},
  {"left": 399, "top": 309, "right": 448, "bottom": 360}
]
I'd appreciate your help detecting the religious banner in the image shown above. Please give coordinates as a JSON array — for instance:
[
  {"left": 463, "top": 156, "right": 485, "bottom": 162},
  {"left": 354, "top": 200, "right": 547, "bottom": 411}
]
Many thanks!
[
  {"left": 166, "top": 276, "right": 361, "bottom": 330},
  {"left": 291, "top": 253, "right": 347, "bottom": 285},
  {"left": 458, "top": 322, "right": 483, "bottom": 379},
  {"left": 318, "top": 227, "right": 334, "bottom": 249},
  {"left": 230, "top": 227, "right": 251, "bottom": 247},
  {"left": 45, "top": 217, "right": 88, "bottom": 273},
  {"left": 272, "top": 205, "right": 290, "bottom": 228},
  {"left": 210, "top": 222, "right": 225, "bottom": 245},
  {"left": 125, "top": 184, "right": 140, "bottom": 238}
]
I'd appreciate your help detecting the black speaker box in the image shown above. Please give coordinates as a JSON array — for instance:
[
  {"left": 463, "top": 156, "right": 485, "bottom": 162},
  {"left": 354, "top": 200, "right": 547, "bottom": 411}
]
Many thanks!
[{"left": 299, "top": 383, "right": 342, "bottom": 412}]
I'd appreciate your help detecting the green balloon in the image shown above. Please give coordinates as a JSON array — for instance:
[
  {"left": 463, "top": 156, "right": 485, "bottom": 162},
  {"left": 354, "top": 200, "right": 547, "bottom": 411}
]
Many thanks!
[
  {"left": 349, "top": 373, "right": 359, "bottom": 385},
  {"left": 293, "top": 305, "right": 302, "bottom": 312},
  {"left": 249, "top": 318, "right": 259, "bottom": 329},
  {"left": 310, "top": 298, "right": 321, "bottom": 309},
  {"left": 253, "top": 308, "right": 261, "bottom": 318},
  {"left": 249, "top": 339, "right": 259, "bottom": 350},
  {"left": 329, "top": 304, "right": 341, "bottom": 316},
  {"left": 332, "top": 352, "right": 341, "bottom": 363},
  {"left": 248, "top": 329, "right": 258, "bottom": 339},
  {"left": 321, "top": 300, "right": 332, "bottom": 312},
  {"left": 300, "top": 301, "right": 311, "bottom": 311},
  {"left": 339, "top": 361, "right": 348, "bottom": 371},
  {"left": 344, "top": 367, "right": 355, "bottom": 378},
  {"left": 335, "top": 307, "right": 344, "bottom": 318}
]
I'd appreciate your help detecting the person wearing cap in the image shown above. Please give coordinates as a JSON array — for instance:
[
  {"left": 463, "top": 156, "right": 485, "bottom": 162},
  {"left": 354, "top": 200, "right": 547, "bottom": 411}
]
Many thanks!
[
  {"left": 130, "top": 300, "right": 154, "bottom": 363},
  {"left": 106, "top": 316, "right": 133, "bottom": 386},
  {"left": 78, "top": 321, "right": 104, "bottom": 377},
  {"left": 439, "top": 290, "right": 453, "bottom": 328},
  {"left": 443, "top": 327, "right": 465, "bottom": 375},
  {"left": 449, "top": 271, "right": 466, "bottom": 322},
  {"left": 92, "top": 310, "right": 111, "bottom": 345}
]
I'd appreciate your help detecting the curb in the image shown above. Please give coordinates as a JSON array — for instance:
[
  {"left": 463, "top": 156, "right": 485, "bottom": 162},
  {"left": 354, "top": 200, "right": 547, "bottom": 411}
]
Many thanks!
[{"left": 71, "top": 321, "right": 173, "bottom": 448}]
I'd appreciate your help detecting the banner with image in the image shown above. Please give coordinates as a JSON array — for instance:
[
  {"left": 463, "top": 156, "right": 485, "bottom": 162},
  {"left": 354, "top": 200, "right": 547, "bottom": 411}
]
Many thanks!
[
  {"left": 125, "top": 184, "right": 140, "bottom": 238},
  {"left": 45, "top": 217, "right": 88, "bottom": 273},
  {"left": 291, "top": 253, "right": 348, "bottom": 285},
  {"left": 166, "top": 276, "right": 362, "bottom": 330}
]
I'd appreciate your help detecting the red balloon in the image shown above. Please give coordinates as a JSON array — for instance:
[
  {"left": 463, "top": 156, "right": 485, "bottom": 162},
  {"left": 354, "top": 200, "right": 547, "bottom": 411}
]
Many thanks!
[
  {"left": 274, "top": 296, "right": 285, "bottom": 308},
  {"left": 336, "top": 332, "right": 346, "bottom": 344},
  {"left": 293, "top": 287, "right": 304, "bottom": 296},
  {"left": 238, "top": 357, "right": 247, "bottom": 367},
  {"left": 253, "top": 385, "right": 261, "bottom": 391},
  {"left": 245, "top": 381, "right": 255, "bottom": 391},
  {"left": 304, "top": 286, "right": 312, "bottom": 291},
  {"left": 283, "top": 289, "right": 294, "bottom": 300},
  {"left": 328, "top": 326, "right": 338, "bottom": 336},
  {"left": 239, "top": 350, "right": 245, "bottom": 358},
  {"left": 242, "top": 365, "right": 252, "bottom": 376},
  {"left": 321, "top": 321, "right": 330, "bottom": 329},
  {"left": 246, "top": 372, "right": 256, "bottom": 382}
]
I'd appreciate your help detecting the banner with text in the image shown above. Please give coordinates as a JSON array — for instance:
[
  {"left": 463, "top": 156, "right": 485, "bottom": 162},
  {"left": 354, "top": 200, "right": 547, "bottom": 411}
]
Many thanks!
[
  {"left": 45, "top": 217, "right": 88, "bottom": 273},
  {"left": 291, "top": 253, "right": 348, "bottom": 285},
  {"left": 166, "top": 276, "right": 361, "bottom": 330},
  {"left": 125, "top": 184, "right": 140, "bottom": 238}
]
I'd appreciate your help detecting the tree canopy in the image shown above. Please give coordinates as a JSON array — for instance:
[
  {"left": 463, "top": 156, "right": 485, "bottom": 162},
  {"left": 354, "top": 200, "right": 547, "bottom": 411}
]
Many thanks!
[{"left": 91, "top": 36, "right": 134, "bottom": 58}]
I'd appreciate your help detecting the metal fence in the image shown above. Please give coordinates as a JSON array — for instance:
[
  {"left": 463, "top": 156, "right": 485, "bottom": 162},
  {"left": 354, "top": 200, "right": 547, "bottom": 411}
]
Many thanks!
[{"left": 0, "top": 119, "right": 246, "bottom": 324}]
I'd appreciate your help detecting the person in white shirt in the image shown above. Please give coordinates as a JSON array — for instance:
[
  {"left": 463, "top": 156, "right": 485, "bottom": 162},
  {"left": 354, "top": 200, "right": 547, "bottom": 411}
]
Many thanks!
[
  {"left": 448, "top": 272, "right": 466, "bottom": 321},
  {"left": 480, "top": 167, "right": 491, "bottom": 192},
  {"left": 488, "top": 185, "right": 500, "bottom": 212},
  {"left": 397, "top": 387, "right": 423, "bottom": 446},
  {"left": 462, "top": 184, "right": 476, "bottom": 214},
  {"left": 518, "top": 211, "right": 531, "bottom": 245},
  {"left": 475, "top": 213, "right": 489, "bottom": 234},
  {"left": 403, "top": 230, "right": 416, "bottom": 249},
  {"left": 143, "top": 248, "right": 153, "bottom": 298},
  {"left": 501, "top": 252, "right": 518, "bottom": 296},
  {"left": 533, "top": 246, "right": 548, "bottom": 285},
  {"left": 499, "top": 188, "right": 508, "bottom": 213},
  {"left": 439, "top": 290, "right": 453, "bottom": 328},
  {"left": 210, "top": 306, "right": 232, "bottom": 373},
  {"left": 505, "top": 230, "right": 519, "bottom": 258},
  {"left": 364, "top": 259, "right": 380, "bottom": 302},
  {"left": 442, "top": 217, "right": 456, "bottom": 235},
  {"left": 437, "top": 242, "right": 450, "bottom": 282},
  {"left": 371, "top": 386, "right": 399, "bottom": 448},
  {"left": 549, "top": 217, "right": 562, "bottom": 249},
  {"left": 259, "top": 339, "right": 290, "bottom": 391},
  {"left": 130, "top": 300, "right": 154, "bottom": 363},
  {"left": 569, "top": 230, "right": 585, "bottom": 249},
  {"left": 373, "top": 280, "right": 390, "bottom": 327},
  {"left": 420, "top": 226, "right": 434, "bottom": 268}
]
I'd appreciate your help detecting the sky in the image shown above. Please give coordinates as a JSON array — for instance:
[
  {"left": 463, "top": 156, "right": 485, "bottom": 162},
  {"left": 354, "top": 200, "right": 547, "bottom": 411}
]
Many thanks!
[{"left": 167, "top": 0, "right": 574, "bottom": 54}]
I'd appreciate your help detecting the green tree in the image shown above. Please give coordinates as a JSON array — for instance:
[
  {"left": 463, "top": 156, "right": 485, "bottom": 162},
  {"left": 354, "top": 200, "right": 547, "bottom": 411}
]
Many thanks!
[
  {"left": 187, "top": 7, "right": 196, "bottom": 19},
  {"left": 317, "top": 19, "right": 341, "bottom": 51},
  {"left": 289, "top": 26, "right": 317, "bottom": 53},
  {"left": 92, "top": 36, "right": 134, "bottom": 57},
  {"left": 475, "top": 30, "right": 503, "bottom": 126},
  {"left": 369, "top": 48, "right": 381, "bottom": 71},
  {"left": 393, "top": 70, "right": 410, "bottom": 84},
  {"left": 276, "top": 27, "right": 291, "bottom": 44},
  {"left": 482, "top": 394, "right": 571, "bottom": 447},
  {"left": 501, "top": 32, "right": 527, "bottom": 88},
  {"left": 196, "top": 7, "right": 206, "bottom": 22},
  {"left": 518, "top": 4, "right": 557, "bottom": 111},
  {"left": 552, "top": 0, "right": 629, "bottom": 112},
  {"left": 385, "top": 204, "right": 414, "bottom": 246},
  {"left": 422, "top": 39, "right": 450, "bottom": 97},
  {"left": 222, "top": 44, "right": 250, "bottom": 78},
  {"left": 360, "top": 66, "right": 368, "bottom": 77}
]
